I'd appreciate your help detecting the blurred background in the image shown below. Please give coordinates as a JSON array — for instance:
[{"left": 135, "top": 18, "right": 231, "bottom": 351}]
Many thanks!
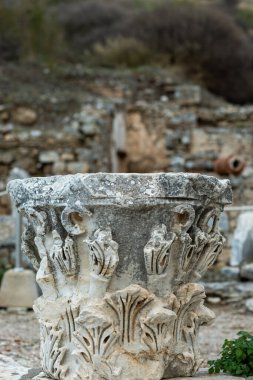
[
  {"left": 1, "top": 0, "right": 253, "bottom": 272},
  {"left": 1, "top": 0, "right": 253, "bottom": 371}
]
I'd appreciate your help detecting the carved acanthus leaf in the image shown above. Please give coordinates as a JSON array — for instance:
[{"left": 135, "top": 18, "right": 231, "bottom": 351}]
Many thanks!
[
  {"left": 177, "top": 228, "right": 225, "bottom": 282},
  {"left": 105, "top": 285, "right": 153, "bottom": 345},
  {"left": 40, "top": 321, "right": 67, "bottom": 380},
  {"left": 165, "top": 283, "right": 215, "bottom": 377},
  {"left": 61, "top": 306, "right": 79, "bottom": 343},
  {"left": 51, "top": 230, "right": 79, "bottom": 276},
  {"left": 73, "top": 306, "right": 120, "bottom": 380},
  {"left": 141, "top": 306, "right": 176, "bottom": 352},
  {"left": 85, "top": 227, "right": 119, "bottom": 279},
  {"left": 144, "top": 224, "right": 176, "bottom": 275}
]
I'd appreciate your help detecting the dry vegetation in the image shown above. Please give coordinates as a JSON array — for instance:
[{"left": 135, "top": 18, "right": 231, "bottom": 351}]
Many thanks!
[{"left": 1, "top": 0, "right": 253, "bottom": 103}]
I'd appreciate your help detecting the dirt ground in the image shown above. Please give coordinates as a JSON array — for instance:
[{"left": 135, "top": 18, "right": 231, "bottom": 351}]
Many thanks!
[{"left": 0, "top": 304, "right": 252, "bottom": 370}]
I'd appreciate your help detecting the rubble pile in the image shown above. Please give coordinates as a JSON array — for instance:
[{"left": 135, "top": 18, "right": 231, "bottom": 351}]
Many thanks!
[{"left": 1, "top": 66, "right": 253, "bottom": 234}]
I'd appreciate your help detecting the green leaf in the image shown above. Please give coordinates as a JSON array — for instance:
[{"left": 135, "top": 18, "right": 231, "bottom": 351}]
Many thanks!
[
  {"left": 209, "top": 367, "right": 215, "bottom": 374},
  {"left": 208, "top": 331, "right": 253, "bottom": 377}
]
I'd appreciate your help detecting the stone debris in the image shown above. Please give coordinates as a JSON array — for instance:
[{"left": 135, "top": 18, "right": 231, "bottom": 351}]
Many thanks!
[
  {"left": 0, "top": 354, "right": 29, "bottom": 380},
  {"left": 245, "top": 298, "right": 253, "bottom": 312},
  {"left": 0, "top": 67, "right": 253, "bottom": 227},
  {"left": 219, "top": 212, "right": 229, "bottom": 234},
  {"left": 38, "top": 151, "right": 59, "bottom": 164},
  {"left": 241, "top": 262, "right": 253, "bottom": 280},
  {"left": 166, "top": 368, "right": 245, "bottom": 380},
  {"left": 12, "top": 107, "right": 38, "bottom": 126},
  {"left": 174, "top": 84, "right": 202, "bottom": 106},
  {"left": 0, "top": 151, "right": 15, "bottom": 164},
  {"left": 220, "top": 266, "right": 240, "bottom": 281},
  {"left": 66, "top": 161, "right": 89, "bottom": 174},
  {"left": 204, "top": 281, "right": 253, "bottom": 302},
  {"left": 0, "top": 215, "right": 15, "bottom": 244},
  {"left": 231, "top": 212, "right": 253, "bottom": 266},
  {"left": 207, "top": 297, "right": 222, "bottom": 305},
  {"left": 0, "top": 269, "right": 38, "bottom": 308}
]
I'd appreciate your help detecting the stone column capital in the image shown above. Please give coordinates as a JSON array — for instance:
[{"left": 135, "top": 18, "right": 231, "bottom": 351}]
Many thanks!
[{"left": 8, "top": 173, "right": 232, "bottom": 380}]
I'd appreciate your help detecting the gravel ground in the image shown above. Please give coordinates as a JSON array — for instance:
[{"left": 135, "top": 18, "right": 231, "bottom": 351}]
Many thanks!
[
  {"left": 0, "top": 308, "right": 40, "bottom": 368},
  {"left": 0, "top": 304, "right": 252, "bottom": 369}
]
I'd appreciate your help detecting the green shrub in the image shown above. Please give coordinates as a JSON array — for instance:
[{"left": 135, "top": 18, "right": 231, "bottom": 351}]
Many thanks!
[
  {"left": 2, "top": 0, "right": 253, "bottom": 104},
  {"left": 237, "top": 8, "right": 253, "bottom": 29},
  {"left": 58, "top": 0, "right": 127, "bottom": 52},
  {"left": 118, "top": 0, "right": 165, "bottom": 11},
  {"left": 88, "top": 37, "right": 153, "bottom": 68},
  {"left": 208, "top": 331, "right": 253, "bottom": 377},
  {"left": 124, "top": 3, "right": 253, "bottom": 103},
  {"left": 0, "top": 0, "right": 64, "bottom": 63}
]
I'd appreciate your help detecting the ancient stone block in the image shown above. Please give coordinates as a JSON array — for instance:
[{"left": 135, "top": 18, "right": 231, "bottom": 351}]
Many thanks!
[
  {"left": 231, "top": 212, "right": 253, "bottom": 266},
  {"left": 0, "top": 269, "right": 38, "bottom": 308},
  {"left": 241, "top": 263, "right": 253, "bottom": 281}
]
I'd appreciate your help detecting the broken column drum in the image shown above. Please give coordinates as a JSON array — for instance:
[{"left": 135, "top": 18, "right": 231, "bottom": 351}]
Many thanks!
[{"left": 8, "top": 173, "right": 232, "bottom": 380}]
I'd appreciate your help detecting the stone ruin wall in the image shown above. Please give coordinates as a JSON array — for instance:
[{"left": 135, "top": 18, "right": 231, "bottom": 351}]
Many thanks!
[{"left": 1, "top": 82, "right": 253, "bottom": 249}]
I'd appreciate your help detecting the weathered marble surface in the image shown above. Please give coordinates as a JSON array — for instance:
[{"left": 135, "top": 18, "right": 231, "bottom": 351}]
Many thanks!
[
  {"left": 8, "top": 173, "right": 232, "bottom": 380},
  {"left": 0, "top": 354, "right": 30, "bottom": 380},
  {"left": 0, "top": 356, "right": 245, "bottom": 380}
]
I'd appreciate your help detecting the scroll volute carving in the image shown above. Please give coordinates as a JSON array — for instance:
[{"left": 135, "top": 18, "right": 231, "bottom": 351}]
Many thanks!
[
  {"left": 172, "top": 204, "right": 195, "bottom": 235},
  {"left": 61, "top": 205, "right": 92, "bottom": 236},
  {"left": 197, "top": 208, "right": 220, "bottom": 234}
]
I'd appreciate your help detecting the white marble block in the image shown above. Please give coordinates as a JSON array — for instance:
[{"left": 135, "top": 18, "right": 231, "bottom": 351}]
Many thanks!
[{"left": 8, "top": 173, "right": 232, "bottom": 380}]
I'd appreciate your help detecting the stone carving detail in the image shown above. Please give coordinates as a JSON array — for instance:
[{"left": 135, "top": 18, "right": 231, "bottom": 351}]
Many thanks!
[
  {"left": 105, "top": 285, "right": 153, "bottom": 345},
  {"left": 62, "top": 306, "right": 77, "bottom": 343},
  {"left": 21, "top": 207, "right": 48, "bottom": 270},
  {"left": 175, "top": 227, "right": 225, "bottom": 284},
  {"left": 74, "top": 321, "right": 117, "bottom": 363},
  {"left": 61, "top": 204, "right": 92, "bottom": 235},
  {"left": 140, "top": 306, "right": 176, "bottom": 352},
  {"left": 144, "top": 224, "right": 175, "bottom": 275},
  {"left": 165, "top": 283, "right": 215, "bottom": 377},
  {"left": 51, "top": 231, "right": 78, "bottom": 276},
  {"left": 86, "top": 228, "right": 119, "bottom": 279},
  {"left": 85, "top": 227, "right": 119, "bottom": 298},
  {"left": 144, "top": 224, "right": 176, "bottom": 294},
  {"left": 40, "top": 322, "right": 67, "bottom": 379},
  {"left": 22, "top": 224, "right": 41, "bottom": 270},
  {"left": 7, "top": 173, "right": 232, "bottom": 380}
]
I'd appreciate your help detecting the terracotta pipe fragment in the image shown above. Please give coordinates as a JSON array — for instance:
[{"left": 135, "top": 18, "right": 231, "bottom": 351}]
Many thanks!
[{"left": 214, "top": 155, "right": 245, "bottom": 176}]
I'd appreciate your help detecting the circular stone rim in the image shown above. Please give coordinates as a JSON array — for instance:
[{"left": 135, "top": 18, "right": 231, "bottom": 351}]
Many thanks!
[{"left": 7, "top": 172, "right": 232, "bottom": 208}]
